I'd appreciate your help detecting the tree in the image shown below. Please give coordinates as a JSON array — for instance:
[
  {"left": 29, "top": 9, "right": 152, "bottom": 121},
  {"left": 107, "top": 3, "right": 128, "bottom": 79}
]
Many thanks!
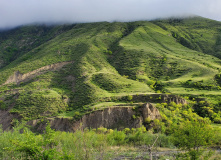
[{"left": 173, "top": 120, "right": 214, "bottom": 160}]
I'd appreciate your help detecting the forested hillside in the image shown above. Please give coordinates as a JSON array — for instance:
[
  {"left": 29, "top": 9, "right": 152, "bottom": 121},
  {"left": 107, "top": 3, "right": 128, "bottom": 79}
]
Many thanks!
[
  {"left": 0, "top": 16, "right": 221, "bottom": 159},
  {"left": 0, "top": 16, "right": 221, "bottom": 120}
]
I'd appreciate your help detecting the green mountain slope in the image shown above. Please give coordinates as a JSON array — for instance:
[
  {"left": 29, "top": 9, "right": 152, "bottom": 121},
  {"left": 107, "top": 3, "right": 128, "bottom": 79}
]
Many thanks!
[{"left": 0, "top": 16, "right": 221, "bottom": 121}]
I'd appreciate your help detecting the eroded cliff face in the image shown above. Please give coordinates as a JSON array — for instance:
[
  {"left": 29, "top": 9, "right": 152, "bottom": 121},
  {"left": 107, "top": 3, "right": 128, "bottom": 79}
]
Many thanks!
[
  {"left": 28, "top": 107, "right": 141, "bottom": 132},
  {"left": 28, "top": 103, "right": 161, "bottom": 132},
  {"left": 0, "top": 110, "right": 21, "bottom": 131},
  {"left": 1, "top": 94, "right": 187, "bottom": 132},
  {"left": 81, "top": 107, "right": 142, "bottom": 129}
]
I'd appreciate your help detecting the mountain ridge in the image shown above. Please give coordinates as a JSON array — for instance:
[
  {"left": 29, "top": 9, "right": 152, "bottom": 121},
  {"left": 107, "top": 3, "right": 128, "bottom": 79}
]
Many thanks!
[{"left": 0, "top": 16, "right": 221, "bottom": 128}]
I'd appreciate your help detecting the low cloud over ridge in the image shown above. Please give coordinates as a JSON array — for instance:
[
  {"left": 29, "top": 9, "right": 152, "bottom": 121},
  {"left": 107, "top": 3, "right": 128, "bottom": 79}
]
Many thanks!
[{"left": 0, "top": 0, "right": 221, "bottom": 29}]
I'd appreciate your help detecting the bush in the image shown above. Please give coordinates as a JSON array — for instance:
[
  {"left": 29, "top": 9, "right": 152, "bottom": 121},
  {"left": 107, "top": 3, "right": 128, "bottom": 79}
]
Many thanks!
[
  {"left": 4, "top": 124, "right": 59, "bottom": 159},
  {"left": 107, "top": 130, "right": 126, "bottom": 145},
  {"left": 127, "top": 95, "right": 133, "bottom": 101},
  {"left": 0, "top": 100, "right": 6, "bottom": 110},
  {"left": 172, "top": 120, "right": 214, "bottom": 160}
]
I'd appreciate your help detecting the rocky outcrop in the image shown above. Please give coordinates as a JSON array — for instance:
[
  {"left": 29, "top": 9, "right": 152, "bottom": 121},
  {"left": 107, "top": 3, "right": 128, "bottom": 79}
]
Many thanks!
[
  {"left": 3, "top": 61, "right": 73, "bottom": 85},
  {"left": 28, "top": 104, "right": 161, "bottom": 132},
  {"left": 141, "top": 103, "right": 161, "bottom": 121}
]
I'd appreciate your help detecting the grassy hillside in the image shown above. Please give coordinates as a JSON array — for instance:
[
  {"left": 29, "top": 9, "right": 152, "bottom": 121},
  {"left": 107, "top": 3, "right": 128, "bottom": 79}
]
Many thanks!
[{"left": 0, "top": 16, "right": 221, "bottom": 122}]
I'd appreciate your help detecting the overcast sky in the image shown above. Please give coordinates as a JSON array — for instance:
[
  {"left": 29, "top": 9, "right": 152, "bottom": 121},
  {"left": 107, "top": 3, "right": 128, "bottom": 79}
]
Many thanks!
[{"left": 0, "top": 0, "right": 221, "bottom": 29}]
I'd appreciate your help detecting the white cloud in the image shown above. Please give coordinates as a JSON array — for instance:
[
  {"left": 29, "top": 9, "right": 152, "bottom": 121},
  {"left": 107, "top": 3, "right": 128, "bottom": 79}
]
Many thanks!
[{"left": 0, "top": 0, "right": 220, "bottom": 29}]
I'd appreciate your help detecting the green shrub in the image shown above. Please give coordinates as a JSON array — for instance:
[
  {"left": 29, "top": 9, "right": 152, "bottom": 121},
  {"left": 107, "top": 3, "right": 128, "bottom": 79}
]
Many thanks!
[
  {"left": 172, "top": 120, "right": 214, "bottom": 160},
  {"left": 0, "top": 100, "right": 6, "bottom": 110},
  {"left": 4, "top": 124, "right": 59, "bottom": 159},
  {"left": 123, "top": 128, "right": 130, "bottom": 134},
  {"left": 144, "top": 117, "right": 152, "bottom": 124},
  {"left": 127, "top": 95, "right": 133, "bottom": 101},
  {"left": 97, "top": 127, "right": 108, "bottom": 134},
  {"left": 107, "top": 130, "right": 126, "bottom": 145}
]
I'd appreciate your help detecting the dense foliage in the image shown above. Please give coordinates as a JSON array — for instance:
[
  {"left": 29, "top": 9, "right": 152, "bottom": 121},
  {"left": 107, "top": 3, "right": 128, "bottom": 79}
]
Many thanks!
[
  {"left": 0, "top": 119, "right": 220, "bottom": 160},
  {"left": 0, "top": 17, "right": 221, "bottom": 117}
]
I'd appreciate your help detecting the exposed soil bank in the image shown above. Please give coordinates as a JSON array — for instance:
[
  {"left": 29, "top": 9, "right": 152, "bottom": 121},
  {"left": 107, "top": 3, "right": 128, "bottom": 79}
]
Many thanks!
[
  {"left": 28, "top": 103, "right": 161, "bottom": 132},
  {"left": 1, "top": 94, "right": 187, "bottom": 131},
  {"left": 3, "top": 61, "right": 73, "bottom": 85}
]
